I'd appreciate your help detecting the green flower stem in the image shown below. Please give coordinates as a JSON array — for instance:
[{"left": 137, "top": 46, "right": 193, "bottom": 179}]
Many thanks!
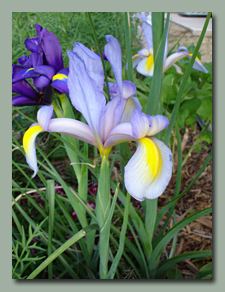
[{"left": 95, "top": 155, "right": 111, "bottom": 279}]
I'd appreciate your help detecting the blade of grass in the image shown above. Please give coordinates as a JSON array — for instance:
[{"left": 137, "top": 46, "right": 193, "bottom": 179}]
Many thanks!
[
  {"left": 46, "top": 179, "right": 55, "bottom": 279},
  {"left": 168, "top": 123, "right": 182, "bottom": 259},
  {"left": 124, "top": 12, "right": 134, "bottom": 82},
  {"left": 156, "top": 250, "right": 212, "bottom": 278},
  {"left": 149, "top": 207, "right": 212, "bottom": 276},
  {"left": 27, "top": 224, "right": 98, "bottom": 279},
  {"left": 106, "top": 193, "right": 130, "bottom": 279}
]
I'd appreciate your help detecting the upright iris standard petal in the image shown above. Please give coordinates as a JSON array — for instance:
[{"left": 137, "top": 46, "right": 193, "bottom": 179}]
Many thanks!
[
  {"left": 124, "top": 137, "right": 173, "bottom": 201},
  {"left": 104, "top": 35, "right": 123, "bottom": 96},
  {"left": 38, "top": 28, "right": 64, "bottom": 72},
  {"left": 72, "top": 43, "right": 104, "bottom": 89},
  {"left": 120, "top": 96, "right": 142, "bottom": 123},
  {"left": 67, "top": 50, "right": 106, "bottom": 143},
  {"left": 24, "top": 37, "right": 39, "bottom": 53},
  {"left": 142, "top": 21, "right": 153, "bottom": 50}
]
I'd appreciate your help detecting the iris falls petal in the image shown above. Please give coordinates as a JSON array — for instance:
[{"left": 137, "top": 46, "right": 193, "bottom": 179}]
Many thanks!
[
  {"left": 23, "top": 124, "right": 44, "bottom": 177},
  {"left": 124, "top": 137, "right": 173, "bottom": 201},
  {"left": 136, "top": 55, "right": 154, "bottom": 77}
]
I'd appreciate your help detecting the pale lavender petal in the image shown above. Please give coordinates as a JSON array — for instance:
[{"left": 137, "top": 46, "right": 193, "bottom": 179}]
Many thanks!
[
  {"left": 104, "top": 35, "right": 123, "bottom": 97},
  {"left": 131, "top": 109, "right": 150, "bottom": 139},
  {"left": 131, "top": 54, "right": 143, "bottom": 69},
  {"left": 187, "top": 54, "right": 208, "bottom": 73},
  {"left": 101, "top": 96, "right": 121, "bottom": 142},
  {"left": 142, "top": 21, "right": 153, "bottom": 50},
  {"left": 147, "top": 115, "right": 169, "bottom": 136},
  {"left": 120, "top": 97, "right": 142, "bottom": 123},
  {"left": 37, "top": 105, "right": 54, "bottom": 131},
  {"left": 138, "top": 48, "right": 150, "bottom": 57},
  {"left": 164, "top": 50, "right": 189, "bottom": 72},
  {"left": 104, "top": 122, "right": 134, "bottom": 149},
  {"left": 122, "top": 81, "right": 136, "bottom": 99},
  {"left": 72, "top": 42, "right": 104, "bottom": 89},
  {"left": 67, "top": 50, "right": 106, "bottom": 144},
  {"left": 48, "top": 118, "right": 98, "bottom": 147}
]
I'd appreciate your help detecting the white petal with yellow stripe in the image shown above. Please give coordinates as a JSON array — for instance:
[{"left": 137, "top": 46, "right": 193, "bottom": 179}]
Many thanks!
[
  {"left": 136, "top": 55, "right": 154, "bottom": 77},
  {"left": 124, "top": 137, "right": 173, "bottom": 201},
  {"left": 23, "top": 124, "right": 45, "bottom": 177}
]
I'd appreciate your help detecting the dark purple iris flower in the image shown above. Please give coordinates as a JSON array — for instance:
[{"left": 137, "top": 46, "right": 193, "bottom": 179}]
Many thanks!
[
  {"left": 12, "top": 24, "right": 69, "bottom": 106},
  {"left": 12, "top": 79, "right": 53, "bottom": 106}
]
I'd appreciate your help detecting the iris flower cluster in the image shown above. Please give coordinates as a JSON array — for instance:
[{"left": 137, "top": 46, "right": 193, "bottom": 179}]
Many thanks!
[
  {"left": 131, "top": 12, "right": 208, "bottom": 77},
  {"left": 22, "top": 34, "right": 173, "bottom": 201},
  {"left": 12, "top": 24, "right": 69, "bottom": 106}
]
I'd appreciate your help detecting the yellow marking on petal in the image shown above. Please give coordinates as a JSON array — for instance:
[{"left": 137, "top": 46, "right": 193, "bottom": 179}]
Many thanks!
[
  {"left": 188, "top": 53, "right": 200, "bottom": 62},
  {"left": 23, "top": 125, "right": 43, "bottom": 155},
  {"left": 138, "top": 137, "right": 162, "bottom": 183},
  {"left": 145, "top": 55, "right": 154, "bottom": 71},
  {"left": 52, "top": 73, "right": 68, "bottom": 81},
  {"left": 24, "top": 68, "right": 34, "bottom": 75}
]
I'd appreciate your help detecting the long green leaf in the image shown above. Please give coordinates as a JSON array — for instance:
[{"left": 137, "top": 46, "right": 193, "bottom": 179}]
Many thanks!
[
  {"left": 27, "top": 224, "right": 98, "bottom": 279},
  {"left": 156, "top": 250, "right": 212, "bottom": 278},
  {"left": 46, "top": 179, "right": 55, "bottom": 279},
  {"left": 149, "top": 207, "right": 212, "bottom": 276},
  {"left": 106, "top": 192, "right": 130, "bottom": 279},
  {"left": 124, "top": 12, "right": 134, "bottom": 82}
]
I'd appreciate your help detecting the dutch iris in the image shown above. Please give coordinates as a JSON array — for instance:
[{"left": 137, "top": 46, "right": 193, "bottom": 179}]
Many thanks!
[
  {"left": 12, "top": 24, "right": 69, "bottom": 107},
  {"left": 22, "top": 35, "right": 173, "bottom": 202}
]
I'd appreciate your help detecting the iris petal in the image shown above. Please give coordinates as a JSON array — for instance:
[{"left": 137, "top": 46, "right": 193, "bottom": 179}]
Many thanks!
[
  {"left": 188, "top": 54, "right": 208, "bottom": 73},
  {"left": 164, "top": 50, "right": 189, "bottom": 72},
  {"left": 136, "top": 55, "right": 154, "bottom": 77},
  {"left": 67, "top": 50, "right": 106, "bottom": 144},
  {"left": 131, "top": 109, "right": 150, "bottom": 139},
  {"left": 131, "top": 54, "right": 142, "bottom": 69},
  {"left": 142, "top": 21, "right": 153, "bottom": 50},
  {"left": 147, "top": 115, "right": 169, "bottom": 136},
  {"left": 104, "top": 35, "right": 123, "bottom": 96},
  {"left": 124, "top": 137, "right": 172, "bottom": 201},
  {"left": 23, "top": 124, "right": 44, "bottom": 177}
]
